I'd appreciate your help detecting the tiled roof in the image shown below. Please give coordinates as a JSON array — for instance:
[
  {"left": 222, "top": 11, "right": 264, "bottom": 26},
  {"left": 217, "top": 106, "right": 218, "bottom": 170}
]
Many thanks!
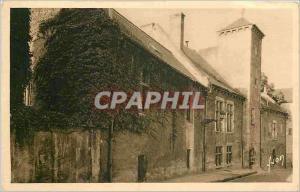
[
  {"left": 220, "top": 17, "right": 252, "bottom": 31},
  {"left": 109, "top": 9, "right": 196, "bottom": 81},
  {"left": 182, "top": 46, "right": 243, "bottom": 96}
]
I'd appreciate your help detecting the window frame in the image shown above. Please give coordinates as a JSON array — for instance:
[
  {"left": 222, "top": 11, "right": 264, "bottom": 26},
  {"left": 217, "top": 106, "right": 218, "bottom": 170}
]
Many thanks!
[
  {"left": 215, "top": 146, "right": 223, "bottom": 166},
  {"left": 215, "top": 97, "right": 225, "bottom": 132},
  {"left": 226, "top": 145, "right": 233, "bottom": 164},
  {"left": 272, "top": 120, "right": 278, "bottom": 140},
  {"left": 24, "top": 81, "right": 33, "bottom": 106},
  {"left": 288, "top": 128, "right": 292, "bottom": 135},
  {"left": 225, "top": 101, "right": 234, "bottom": 133},
  {"left": 251, "top": 108, "right": 255, "bottom": 125}
]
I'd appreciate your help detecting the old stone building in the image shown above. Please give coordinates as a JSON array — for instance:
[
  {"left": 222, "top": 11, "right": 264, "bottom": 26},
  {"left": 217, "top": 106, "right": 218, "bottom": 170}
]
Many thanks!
[
  {"left": 124, "top": 9, "right": 288, "bottom": 173},
  {"left": 260, "top": 91, "right": 288, "bottom": 170},
  {"left": 15, "top": 8, "right": 289, "bottom": 183},
  {"left": 279, "top": 88, "right": 293, "bottom": 167}
]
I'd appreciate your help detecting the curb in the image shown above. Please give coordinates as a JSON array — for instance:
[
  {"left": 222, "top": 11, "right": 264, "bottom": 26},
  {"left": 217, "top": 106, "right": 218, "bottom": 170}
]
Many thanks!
[{"left": 214, "top": 171, "right": 258, "bottom": 182}]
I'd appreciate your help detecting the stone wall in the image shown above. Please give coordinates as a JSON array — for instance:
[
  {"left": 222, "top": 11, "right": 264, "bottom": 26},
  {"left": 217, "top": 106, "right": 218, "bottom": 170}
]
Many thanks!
[
  {"left": 109, "top": 111, "right": 192, "bottom": 182},
  {"left": 11, "top": 129, "right": 102, "bottom": 183},
  {"left": 260, "top": 109, "right": 287, "bottom": 170},
  {"left": 204, "top": 86, "right": 244, "bottom": 170}
]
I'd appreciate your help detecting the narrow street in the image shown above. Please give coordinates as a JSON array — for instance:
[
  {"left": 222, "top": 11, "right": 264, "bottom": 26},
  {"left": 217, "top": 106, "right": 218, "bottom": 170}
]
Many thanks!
[{"left": 229, "top": 168, "right": 292, "bottom": 182}]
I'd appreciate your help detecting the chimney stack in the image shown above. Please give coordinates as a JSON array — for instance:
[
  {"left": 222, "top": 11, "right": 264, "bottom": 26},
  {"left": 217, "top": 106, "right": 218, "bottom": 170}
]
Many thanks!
[
  {"left": 185, "top": 40, "right": 189, "bottom": 47},
  {"left": 180, "top": 13, "right": 185, "bottom": 50},
  {"left": 169, "top": 12, "right": 185, "bottom": 50}
]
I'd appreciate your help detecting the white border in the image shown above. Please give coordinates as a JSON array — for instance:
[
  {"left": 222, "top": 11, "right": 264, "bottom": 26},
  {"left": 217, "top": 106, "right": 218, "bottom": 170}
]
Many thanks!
[{"left": 1, "top": 1, "right": 299, "bottom": 191}]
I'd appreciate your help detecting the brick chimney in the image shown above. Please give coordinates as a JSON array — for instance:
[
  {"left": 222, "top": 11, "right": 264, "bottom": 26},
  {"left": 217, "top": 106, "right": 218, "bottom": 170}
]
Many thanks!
[{"left": 169, "top": 12, "right": 185, "bottom": 50}]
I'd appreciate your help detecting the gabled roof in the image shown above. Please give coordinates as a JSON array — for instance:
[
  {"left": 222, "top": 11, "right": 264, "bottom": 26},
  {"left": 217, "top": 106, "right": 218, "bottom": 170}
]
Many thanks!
[
  {"left": 108, "top": 9, "right": 196, "bottom": 82},
  {"left": 220, "top": 17, "right": 252, "bottom": 31},
  {"left": 182, "top": 46, "right": 244, "bottom": 96}
]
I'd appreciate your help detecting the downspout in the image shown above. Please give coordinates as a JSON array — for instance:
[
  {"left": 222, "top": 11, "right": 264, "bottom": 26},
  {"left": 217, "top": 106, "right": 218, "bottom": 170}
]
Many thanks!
[
  {"left": 202, "top": 92, "right": 208, "bottom": 172},
  {"left": 284, "top": 115, "right": 287, "bottom": 168},
  {"left": 241, "top": 101, "right": 244, "bottom": 168},
  {"left": 260, "top": 111, "right": 262, "bottom": 168}
]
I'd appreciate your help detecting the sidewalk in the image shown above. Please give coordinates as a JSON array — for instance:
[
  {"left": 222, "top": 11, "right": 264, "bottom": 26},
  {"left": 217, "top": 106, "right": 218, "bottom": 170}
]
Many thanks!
[{"left": 163, "top": 168, "right": 257, "bottom": 182}]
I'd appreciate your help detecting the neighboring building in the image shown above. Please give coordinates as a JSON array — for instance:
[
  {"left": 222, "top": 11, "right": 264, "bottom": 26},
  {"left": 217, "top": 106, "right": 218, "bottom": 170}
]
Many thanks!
[
  {"left": 279, "top": 88, "right": 293, "bottom": 167},
  {"left": 260, "top": 90, "right": 288, "bottom": 170}
]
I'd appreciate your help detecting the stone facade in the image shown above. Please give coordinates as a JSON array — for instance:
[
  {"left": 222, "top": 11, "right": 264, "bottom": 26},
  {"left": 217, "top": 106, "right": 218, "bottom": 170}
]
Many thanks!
[
  {"left": 203, "top": 86, "right": 245, "bottom": 170},
  {"left": 260, "top": 108, "right": 287, "bottom": 170},
  {"left": 11, "top": 129, "right": 102, "bottom": 183}
]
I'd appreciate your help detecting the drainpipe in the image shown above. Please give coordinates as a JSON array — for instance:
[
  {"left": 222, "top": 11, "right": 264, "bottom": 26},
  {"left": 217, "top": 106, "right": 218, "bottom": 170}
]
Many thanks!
[
  {"left": 284, "top": 115, "right": 287, "bottom": 168},
  {"left": 202, "top": 93, "right": 208, "bottom": 172},
  {"left": 201, "top": 88, "right": 218, "bottom": 172},
  {"left": 260, "top": 111, "right": 262, "bottom": 168},
  {"left": 241, "top": 103, "right": 244, "bottom": 168}
]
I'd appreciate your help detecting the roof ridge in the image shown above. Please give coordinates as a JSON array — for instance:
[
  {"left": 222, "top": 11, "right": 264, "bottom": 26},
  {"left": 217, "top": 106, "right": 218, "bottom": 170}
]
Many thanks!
[{"left": 111, "top": 9, "right": 173, "bottom": 55}]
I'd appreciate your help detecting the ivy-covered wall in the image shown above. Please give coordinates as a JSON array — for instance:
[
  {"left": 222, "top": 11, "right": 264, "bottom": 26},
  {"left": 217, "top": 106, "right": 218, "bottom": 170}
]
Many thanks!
[
  {"left": 11, "top": 8, "right": 203, "bottom": 182},
  {"left": 97, "top": 19, "right": 201, "bottom": 182}
]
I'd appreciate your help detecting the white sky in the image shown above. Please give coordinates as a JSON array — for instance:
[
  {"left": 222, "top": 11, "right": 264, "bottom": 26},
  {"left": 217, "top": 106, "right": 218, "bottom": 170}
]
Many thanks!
[{"left": 117, "top": 8, "right": 295, "bottom": 89}]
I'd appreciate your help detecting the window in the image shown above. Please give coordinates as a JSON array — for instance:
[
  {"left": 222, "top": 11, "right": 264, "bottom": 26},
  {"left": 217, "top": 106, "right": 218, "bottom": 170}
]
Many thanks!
[
  {"left": 226, "top": 146, "right": 232, "bottom": 164},
  {"left": 251, "top": 108, "right": 255, "bottom": 125},
  {"left": 24, "top": 82, "right": 33, "bottom": 106},
  {"left": 254, "top": 46, "right": 258, "bottom": 55},
  {"left": 215, "top": 146, "right": 223, "bottom": 166},
  {"left": 226, "top": 103, "right": 234, "bottom": 132},
  {"left": 215, "top": 99, "right": 225, "bottom": 132},
  {"left": 271, "top": 121, "right": 277, "bottom": 139},
  {"left": 288, "top": 128, "right": 292, "bottom": 135}
]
